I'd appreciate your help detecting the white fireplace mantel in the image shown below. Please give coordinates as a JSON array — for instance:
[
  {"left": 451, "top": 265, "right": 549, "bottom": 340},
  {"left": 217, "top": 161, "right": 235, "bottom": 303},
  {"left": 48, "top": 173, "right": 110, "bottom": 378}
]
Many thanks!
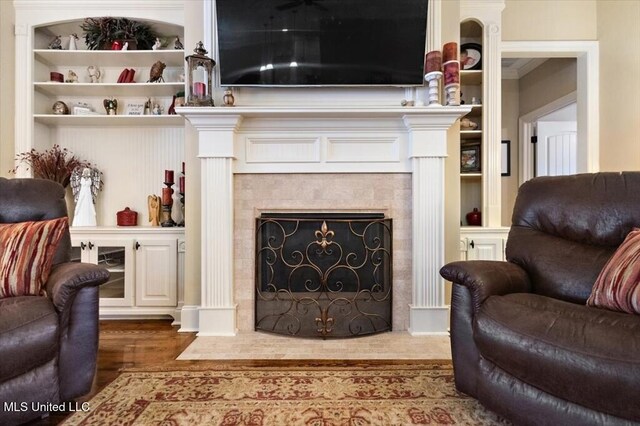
[{"left": 178, "top": 105, "right": 470, "bottom": 336}]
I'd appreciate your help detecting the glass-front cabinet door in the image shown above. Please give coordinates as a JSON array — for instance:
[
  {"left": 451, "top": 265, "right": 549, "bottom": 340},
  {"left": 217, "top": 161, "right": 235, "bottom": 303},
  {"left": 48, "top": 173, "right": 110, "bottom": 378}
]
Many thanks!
[{"left": 70, "top": 237, "right": 134, "bottom": 307}]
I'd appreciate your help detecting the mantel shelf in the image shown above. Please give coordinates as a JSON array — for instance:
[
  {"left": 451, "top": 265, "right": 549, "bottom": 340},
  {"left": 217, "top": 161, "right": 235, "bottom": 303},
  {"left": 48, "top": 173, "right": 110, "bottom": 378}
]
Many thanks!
[{"left": 177, "top": 105, "right": 472, "bottom": 120}]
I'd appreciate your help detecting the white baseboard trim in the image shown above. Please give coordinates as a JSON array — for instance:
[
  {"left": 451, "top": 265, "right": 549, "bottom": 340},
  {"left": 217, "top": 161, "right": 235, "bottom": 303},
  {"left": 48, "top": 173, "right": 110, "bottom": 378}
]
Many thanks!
[
  {"left": 197, "top": 306, "right": 237, "bottom": 336},
  {"left": 408, "top": 305, "right": 450, "bottom": 335},
  {"left": 177, "top": 305, "right": 199, "bottom": 332}
]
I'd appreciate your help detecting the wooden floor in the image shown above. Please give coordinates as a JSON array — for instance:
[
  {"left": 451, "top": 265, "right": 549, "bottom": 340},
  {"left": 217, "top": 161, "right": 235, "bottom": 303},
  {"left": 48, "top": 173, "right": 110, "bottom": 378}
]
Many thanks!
[{"left": 28, "top": 319, "right": 197, "bottom": 425}]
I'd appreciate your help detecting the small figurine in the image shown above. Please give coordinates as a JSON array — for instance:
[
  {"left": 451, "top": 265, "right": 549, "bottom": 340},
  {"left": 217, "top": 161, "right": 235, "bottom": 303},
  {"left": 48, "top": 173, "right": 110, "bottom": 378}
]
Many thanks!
[
  {"left": 68, "top": 34, "right": 78, "bottom": 50},
  {"left": 152, "top": 37, "right": 162, "bottom": 50},
  {"left": 48, "top": 35, "right": 62, "bottom": 50},
  {"left": 52, "top": 101, "right": 69, "bottom": 115},
  {"left": 152, "top": 103, "right": 163, "bottom": 115},
  {"left": 148, "top": 61, "right": 166, "bottom": 82},
  {"left": 222, "top": 88, "right": 235, "bottom": 107},
  {"left": 168, "top": 96, "right": 177, "bottom": 115},
  {"left": 174, "top": 36, "right": 183, "bottom": 50},
  {"left": 144, "top": 98, "right": 152, "bottom": 115},
  {"left": 70, "top": 167, "right": 103, "bottom": 227},
  {"left": 147, "top": 195, "right": 161, "bottom": 226},
  {"left": 87, "top": 65, "right": 101, "bottom": 83},
  {"left": 66, "top": 70, "right": 79, "bottom": 83},
  {"left": 103, "top": 98, "right": 118, "bottom": 115},
  {"left": 121, "top": 41, "right": 129, "bottom": 51}
]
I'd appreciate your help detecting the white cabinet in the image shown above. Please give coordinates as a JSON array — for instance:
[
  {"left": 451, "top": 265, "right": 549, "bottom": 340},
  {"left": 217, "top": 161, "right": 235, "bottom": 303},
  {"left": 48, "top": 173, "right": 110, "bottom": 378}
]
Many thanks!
[
  {"left": 70, "top": 228, "right": 184, "bottom": 319},
  {"left": 460, "top": 228, "right": 510, "bottom": 261},
  {"left": 134, "top": 237, "right": 177, "bottom": 307}
]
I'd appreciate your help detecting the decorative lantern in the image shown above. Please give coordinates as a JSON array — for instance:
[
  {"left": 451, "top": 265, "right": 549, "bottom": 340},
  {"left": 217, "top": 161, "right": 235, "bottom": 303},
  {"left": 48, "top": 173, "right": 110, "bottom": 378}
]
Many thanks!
[{"left": 185, "top": 41, "right": 215, "bottom": 106}]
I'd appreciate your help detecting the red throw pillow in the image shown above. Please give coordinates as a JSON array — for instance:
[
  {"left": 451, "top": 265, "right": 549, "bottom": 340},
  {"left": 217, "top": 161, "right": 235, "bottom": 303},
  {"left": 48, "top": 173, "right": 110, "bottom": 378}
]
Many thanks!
[
  {"left": 0, "top": 217, "right": 68, "bottom": 298},
  {"left": 587, "top": 228, "right": 640, "bottom": 314}
]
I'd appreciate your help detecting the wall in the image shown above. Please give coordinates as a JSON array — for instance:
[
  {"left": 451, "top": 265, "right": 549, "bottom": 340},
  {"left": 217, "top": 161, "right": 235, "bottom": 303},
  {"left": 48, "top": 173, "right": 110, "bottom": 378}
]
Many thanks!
[
  {"left": 502, "top": 0, "right": 597, "bottom": 41},
  {"left": 0, "top": 1, "right": 15, "bottom": 177},
  {"left": 502, "top": 0, "right": 640, "bottom": 173},
  {"left": 597, "top": 0, "right": 640, "bottom": 171},
  {"left": 501, "top": 78, "right": 519, "bottom": 225},
  {"left": 518, "top": 59, "right": 577, "bottom": 117}
]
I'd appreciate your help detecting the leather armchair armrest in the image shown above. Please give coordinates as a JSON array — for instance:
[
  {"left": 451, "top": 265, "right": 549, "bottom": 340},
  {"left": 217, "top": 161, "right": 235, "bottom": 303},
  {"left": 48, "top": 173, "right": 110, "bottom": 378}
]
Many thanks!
[
  {"left": 45, "top": 262, "right": 110, "bottom": 313},
  {"left": 440, "top": 261, "right": 531, "bottom": 314}
]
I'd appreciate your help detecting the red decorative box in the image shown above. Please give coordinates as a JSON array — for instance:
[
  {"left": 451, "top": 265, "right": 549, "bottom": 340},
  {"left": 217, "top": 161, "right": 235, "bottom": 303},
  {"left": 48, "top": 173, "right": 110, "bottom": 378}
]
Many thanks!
[{"left": 116, "top": 207, "right": 138, "bottom": 226}]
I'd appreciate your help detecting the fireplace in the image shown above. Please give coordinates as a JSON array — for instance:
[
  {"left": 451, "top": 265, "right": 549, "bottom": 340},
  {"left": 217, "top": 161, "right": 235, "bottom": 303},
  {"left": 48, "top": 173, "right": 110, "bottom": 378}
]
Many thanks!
[
  {"left": 255, "top": 213, "right": 392, "bottom": 338},
  {"left": 179, "top": 106, "right": 470, "bottom": 336}
]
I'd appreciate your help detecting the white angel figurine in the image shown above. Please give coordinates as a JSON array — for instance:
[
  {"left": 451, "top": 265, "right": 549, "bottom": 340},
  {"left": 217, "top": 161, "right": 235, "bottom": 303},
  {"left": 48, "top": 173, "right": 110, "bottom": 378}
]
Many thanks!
[{"left": 70, "top": 167, "right": 103, "bottom": 227}]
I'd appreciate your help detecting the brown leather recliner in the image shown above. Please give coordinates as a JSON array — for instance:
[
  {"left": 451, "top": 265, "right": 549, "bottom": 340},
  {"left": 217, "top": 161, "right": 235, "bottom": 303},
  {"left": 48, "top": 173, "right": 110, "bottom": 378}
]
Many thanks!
[
  {"left": 0, "top": 177, "right": 109, "bottom": 425},
  {"left": 441, "top": 172, "right": 640, "bottom": 426}
]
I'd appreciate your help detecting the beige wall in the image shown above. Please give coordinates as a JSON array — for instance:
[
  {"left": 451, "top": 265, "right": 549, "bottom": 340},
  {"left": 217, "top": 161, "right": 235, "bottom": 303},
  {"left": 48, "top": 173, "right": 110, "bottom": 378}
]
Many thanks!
[
  {"left": 519, "top": 59, "right": 577, "bottom": 116},
  {"left": 0, "top": 1, "right": 15, "bottom": 177},
  {"left": 501, "top": 79, "right": 519, "bottom": 226},
  {"left": 503, "top": 0, "right": 597, "bottom": 41},
  {"left": 442, "top": 0, "right": 461, "bottom": 303},
  {"left": 597, "top": 0, "right": 640, "bottom": 171}
]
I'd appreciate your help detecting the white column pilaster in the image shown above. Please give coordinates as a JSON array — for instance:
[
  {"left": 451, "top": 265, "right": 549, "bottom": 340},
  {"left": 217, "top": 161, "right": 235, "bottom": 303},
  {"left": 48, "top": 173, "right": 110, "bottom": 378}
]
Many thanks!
[
  {"left": 404, "top": 110, "right": 469, "bottom": 335},
  {"left": 183, "top": 113, "right": 243, "bottom": 335}
]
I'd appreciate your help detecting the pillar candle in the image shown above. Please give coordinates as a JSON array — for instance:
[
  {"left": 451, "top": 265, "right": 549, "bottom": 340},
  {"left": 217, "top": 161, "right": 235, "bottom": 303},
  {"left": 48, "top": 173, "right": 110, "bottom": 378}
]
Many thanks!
[
  {"left": 443, "top": 42, "right": 458, "bottom": 63},
  {"left": 179, "top": 176, "right": 185, "bottom": 193},
  {"left": 425, "top": 50, "right": 442, "bottom": 73},
  {"left": 164, "top": 169, "right": 174, "bottom": 184},
  {"left": 193, "top": 82, "right": 206, "bottom": 98}
]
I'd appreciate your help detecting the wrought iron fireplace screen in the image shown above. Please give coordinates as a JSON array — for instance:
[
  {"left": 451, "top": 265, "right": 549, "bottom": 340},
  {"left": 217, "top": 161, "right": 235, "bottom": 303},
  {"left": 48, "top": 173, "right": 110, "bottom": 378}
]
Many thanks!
[{"left": 255, "top": 213, "right": 392, "bottom": 338}]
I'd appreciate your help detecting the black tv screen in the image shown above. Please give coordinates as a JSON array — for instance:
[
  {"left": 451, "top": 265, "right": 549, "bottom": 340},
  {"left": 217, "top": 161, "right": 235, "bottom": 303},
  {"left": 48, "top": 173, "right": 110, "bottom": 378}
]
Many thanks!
[{"left": 216, "top": 0, "right": 429, "bottom": 86}]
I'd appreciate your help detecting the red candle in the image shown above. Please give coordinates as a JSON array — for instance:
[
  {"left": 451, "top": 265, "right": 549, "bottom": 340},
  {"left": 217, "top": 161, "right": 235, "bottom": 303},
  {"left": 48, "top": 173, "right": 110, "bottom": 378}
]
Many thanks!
[
  {"left": 425, "top": 50, "right": 442, "bottom": 73},
  {"left": 179, "top": 176, "right": 185, "bottom": 193},
  {"left": 443, "top": 42, "right": 458, "bottom": 63},
  {"left": 193, "top": 82, "right": 206, "bottom": 98},
  {"left": 164, "top": 170, "right": 174, "bottom": 184},
  {"left": 181, "top": 161, "right": 185, "bottom": 174}
]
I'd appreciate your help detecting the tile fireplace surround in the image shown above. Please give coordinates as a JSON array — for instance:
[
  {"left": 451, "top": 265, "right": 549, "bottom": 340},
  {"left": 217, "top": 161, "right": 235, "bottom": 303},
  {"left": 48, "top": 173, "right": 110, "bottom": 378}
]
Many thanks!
[{"left": 179, "top": 106, "right": 470, "bottom": 336}]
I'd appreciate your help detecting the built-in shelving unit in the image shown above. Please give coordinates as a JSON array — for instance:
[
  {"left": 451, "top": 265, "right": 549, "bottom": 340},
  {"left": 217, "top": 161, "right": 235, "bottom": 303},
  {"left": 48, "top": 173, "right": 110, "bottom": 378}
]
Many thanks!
[
  {"left": 459, "top": 20, "right": 484, "bottom": 227},
  {"left": 459, "top": 0, "right": 509, "bottom": 261},
  {"left": 13, "top": 1, "right": 188, "bottom": 319}
]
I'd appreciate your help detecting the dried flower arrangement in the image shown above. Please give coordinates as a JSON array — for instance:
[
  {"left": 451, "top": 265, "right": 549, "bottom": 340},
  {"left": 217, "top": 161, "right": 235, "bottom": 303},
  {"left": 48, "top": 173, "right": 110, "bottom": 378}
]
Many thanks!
[
  {"left": 81, "top": 17, "right": 158, "bottom": 50},
  {"left": 10, "top": 144, "right": 96, "bottom": 188}
]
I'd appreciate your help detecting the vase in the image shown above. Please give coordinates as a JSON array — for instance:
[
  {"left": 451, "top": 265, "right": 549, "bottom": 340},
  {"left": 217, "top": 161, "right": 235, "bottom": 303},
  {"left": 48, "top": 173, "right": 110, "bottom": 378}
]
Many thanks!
[{"left": 466, "top": 208, "right": 482, "bottom": 226}]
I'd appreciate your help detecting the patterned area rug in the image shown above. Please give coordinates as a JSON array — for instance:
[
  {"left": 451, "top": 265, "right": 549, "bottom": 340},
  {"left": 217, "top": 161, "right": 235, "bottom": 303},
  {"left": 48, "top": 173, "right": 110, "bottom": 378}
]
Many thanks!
[{"left": 63, "top": 362, "right": 508, "bottom": 425}]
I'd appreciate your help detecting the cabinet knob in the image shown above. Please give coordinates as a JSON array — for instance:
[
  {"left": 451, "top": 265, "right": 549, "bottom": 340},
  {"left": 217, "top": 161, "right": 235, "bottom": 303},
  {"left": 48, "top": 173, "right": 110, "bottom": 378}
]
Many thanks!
[
  {"left": 470, "top": 240, "right": 475, "bottom": 249},
  {"left": 135, "top": 242, "right": 141, "bottom": 250},
  {"left": 80, "top": 242, "right": 86, "bottom": 250},
  {"left": 88, "top": 242, "right": 94, "bottom": 250}
]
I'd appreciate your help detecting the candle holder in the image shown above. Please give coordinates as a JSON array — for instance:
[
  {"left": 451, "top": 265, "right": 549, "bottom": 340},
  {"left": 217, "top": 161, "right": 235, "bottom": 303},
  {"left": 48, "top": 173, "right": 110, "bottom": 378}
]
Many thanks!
[
  {"left": 178, "top": 191, "right": 185, "bottom": 227},
  {"left": 424, "top": 50, "right": 443, "bottom": 106},
  {"left": 178, "top": 171, "right": 185, "bottom": 227},
  {"left": 161, "top": 182, "right": 176, "bottom": 227}
]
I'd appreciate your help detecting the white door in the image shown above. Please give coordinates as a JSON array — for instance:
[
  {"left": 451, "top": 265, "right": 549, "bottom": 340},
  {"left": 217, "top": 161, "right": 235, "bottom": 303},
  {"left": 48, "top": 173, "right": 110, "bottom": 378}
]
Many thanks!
[{"left": 535, "top": 101, "right": 578, "bottom": 177}]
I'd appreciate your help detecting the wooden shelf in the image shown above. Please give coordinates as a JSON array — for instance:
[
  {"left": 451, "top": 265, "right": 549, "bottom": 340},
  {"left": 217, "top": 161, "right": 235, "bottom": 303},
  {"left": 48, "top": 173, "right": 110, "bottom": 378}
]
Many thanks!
[
  {"left": 34, "top": 82, "right": 184, "bottom": 97},
  {"left": 460, "top": 130, "right": 483, "bottom": 139},
  {"left": 460, "top": 70, "right": 482, "bottom": 85},
  {"left": 460, "top": 173, "right": 482, "bottom": 178},
  {"left": 34, "top": 114, "right": 184, "bottom": 126},
  {"left": 34, "top": 49, "right": 185, "bottom": 67}
]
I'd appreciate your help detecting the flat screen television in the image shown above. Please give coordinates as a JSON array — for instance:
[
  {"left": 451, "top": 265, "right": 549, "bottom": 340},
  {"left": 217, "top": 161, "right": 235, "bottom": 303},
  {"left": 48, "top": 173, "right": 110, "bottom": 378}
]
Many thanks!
[{"left": 215, "top": 0, "right": 429, "bottom": 86}]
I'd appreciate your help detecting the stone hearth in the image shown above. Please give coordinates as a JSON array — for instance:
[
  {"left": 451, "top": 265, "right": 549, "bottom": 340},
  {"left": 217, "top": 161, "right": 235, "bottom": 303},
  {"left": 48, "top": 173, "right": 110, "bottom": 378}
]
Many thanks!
[{"left": 179, "top": 106, "right": 470, "bottom": 336}]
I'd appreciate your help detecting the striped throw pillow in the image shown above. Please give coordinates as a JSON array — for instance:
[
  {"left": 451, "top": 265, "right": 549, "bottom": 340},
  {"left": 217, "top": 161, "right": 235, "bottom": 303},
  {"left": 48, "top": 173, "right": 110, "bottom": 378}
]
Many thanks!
[
  {"left": 0, "top": 217, "right": 68, "bottom": 298},
  {"left": 587, "top": 228, "right": 640, "bottom": 314}
]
